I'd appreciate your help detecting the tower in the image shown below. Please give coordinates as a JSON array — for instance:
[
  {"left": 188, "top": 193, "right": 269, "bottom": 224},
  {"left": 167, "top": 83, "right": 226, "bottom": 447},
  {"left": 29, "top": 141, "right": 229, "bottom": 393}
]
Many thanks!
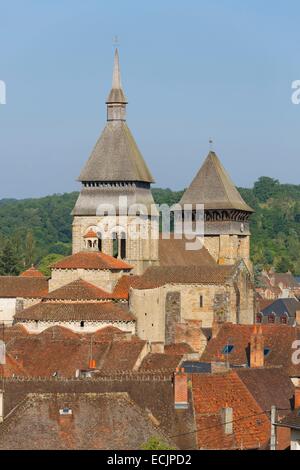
[
  {"left": 179, "top": 151, "right": 254, "bottom": 267},
  {"left": 72, "top": 49, "right": 159, "bottom": 274}
]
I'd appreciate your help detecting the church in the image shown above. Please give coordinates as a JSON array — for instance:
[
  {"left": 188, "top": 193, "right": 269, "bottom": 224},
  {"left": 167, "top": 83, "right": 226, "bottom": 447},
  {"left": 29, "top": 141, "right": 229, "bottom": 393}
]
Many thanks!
[{"left": 1, "top": 49, "right": 255, "bottom": 350}]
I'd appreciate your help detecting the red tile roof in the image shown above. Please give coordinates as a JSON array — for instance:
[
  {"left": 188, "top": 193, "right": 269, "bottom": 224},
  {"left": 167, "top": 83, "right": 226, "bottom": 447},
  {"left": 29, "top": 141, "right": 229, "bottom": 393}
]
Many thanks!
[
  {"left": 19, "top": 266, "right": 46, "bottom": 278},
  {"left": 201, "top": 323, "right": 300, "bottom": 376},
  {"left": 192, "top": 371, "right": 271, "bottom": 449},
  {"left": 15, "top": 301, "right": 135, "bottom": 323},
  {"left": 0, "top": 276, "right": 48, "bottom": 298},
  {"left": 6, "top": 331, "right": 145, "bottom": 378},
  {"left": 51, "top": 251, "right": 133, "bottom": 270},
  {"left": 139, "top": 353, "right": 183, "bottom": 371},
  {"left": 83, "top": 229, "right": 97, "bottom": 238},
  {"left": 131, "top": 265, "right": 235, "bottom": 290},
  {"left": 112, "top": 275, "right": 140, "bottom": 300},
  {"left": 164, "top": 343, "right": 195, "bottom": 355},
  {"left": 45, "top": 279, "right": 120, "bottom": 301}
]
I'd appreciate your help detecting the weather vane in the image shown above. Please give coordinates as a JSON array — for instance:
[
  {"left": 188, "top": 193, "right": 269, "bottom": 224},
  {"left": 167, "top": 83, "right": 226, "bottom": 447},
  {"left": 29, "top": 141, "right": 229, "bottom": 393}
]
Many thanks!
[{"left": 113, "top": 35, "right": 119, "bottom": 47}]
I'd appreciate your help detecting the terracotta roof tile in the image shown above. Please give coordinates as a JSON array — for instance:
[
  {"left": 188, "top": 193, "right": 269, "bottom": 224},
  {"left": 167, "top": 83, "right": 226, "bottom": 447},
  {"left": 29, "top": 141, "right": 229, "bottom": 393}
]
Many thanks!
[
  {"left": 131, "top": 265, "right": 235, "bottom": 290},
  {"left": 83, "top": 229, "right": 97, "bottom": 238},
  {"left": 139, "top": 353, "right": 183, "bottom": 371},
  {"left": 19, "top": 266, "right": 46, "bottom": 278},
  {"left": 51, "top": 251, "right": 132, "bottom": 270},
  {"left": 45, "top": 279, "right": 120, "bottom": 301},
  {"left": 15, "top": 301, "right": 135, "bottom": 323},
  {"left": 201, "top": 323, "right": 300, "bottom": 376},
  {"left": 0, "top": 276, "right": 48, "bottom": 298},
  {"left": 192, "top": 371, "right": 270, "bottom": 449},
  {"left": 112, "top": 275, "right": 140, "bottom": 300}
]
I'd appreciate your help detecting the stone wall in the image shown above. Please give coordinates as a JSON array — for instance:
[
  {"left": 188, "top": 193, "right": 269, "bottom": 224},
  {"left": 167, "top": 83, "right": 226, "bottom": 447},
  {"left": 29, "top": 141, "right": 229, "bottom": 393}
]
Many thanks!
[
  {"left": 18, "top": 319, "right": 136, "bottom": 335},
  {"left": 165, "top": 291, "right": 181, "bottom": 344},
  {"left": 49, "top": 268, "right": 122, "bottom": 292},
  {"left": 72, "top": 215, "right": 159, "bottom": 275}
]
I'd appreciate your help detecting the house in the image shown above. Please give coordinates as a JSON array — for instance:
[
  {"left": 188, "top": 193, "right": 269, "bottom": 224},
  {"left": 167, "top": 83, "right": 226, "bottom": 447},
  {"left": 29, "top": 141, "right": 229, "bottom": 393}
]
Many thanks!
[
  {"left": 200, "top": 323, "right": 300, "bottom": 384},
  {"left": 256, "top": 298, "right": 300, "bottom": 325},
  {"left": 190, "top": 367, "right": 294, "bottom": 450},
  {"left": 0, "top": 274, "right": 48, "bottom": 325},
  {"left": 0, "top": 391, "right": 175, "bottom": 450},
  {"left": 276, "top": 388, "right": 300, "bottom": 450}
]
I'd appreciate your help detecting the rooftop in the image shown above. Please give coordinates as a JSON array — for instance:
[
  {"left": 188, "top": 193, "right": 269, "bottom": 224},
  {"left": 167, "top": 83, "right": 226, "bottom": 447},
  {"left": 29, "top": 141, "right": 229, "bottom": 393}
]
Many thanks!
[
  {"left": 0, "top": 276, "right": 48, "bottom": 298},
  {"left": 51, "top": 251, "right": 132, "bottom": 271}
]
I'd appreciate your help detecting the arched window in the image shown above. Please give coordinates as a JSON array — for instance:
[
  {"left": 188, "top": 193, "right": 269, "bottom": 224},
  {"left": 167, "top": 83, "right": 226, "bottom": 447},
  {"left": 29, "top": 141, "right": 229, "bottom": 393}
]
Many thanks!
[
  {"left": 280, "top": 314, "right": 288, "bottom": 324},
  {"left": 113, "top": 232, "right": 118, "bottom": 258},
  {"left": 256, "top": 313, "right": 262, "bottom": 324},
  {"left": 98, "top": 235, "right": 102, "bottom": 252},
  {"left": 268, "top": 314, "right": 275, "bottom": 324},
  {"left": 120, "top": 236, "right": 126, "bottom": 259}
]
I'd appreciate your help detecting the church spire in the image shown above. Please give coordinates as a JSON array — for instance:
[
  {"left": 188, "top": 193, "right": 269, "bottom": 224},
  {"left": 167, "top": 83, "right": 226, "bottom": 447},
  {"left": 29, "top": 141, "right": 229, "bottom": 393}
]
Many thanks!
[{"left": 106, "top": 48, "right": 127, "bottom": 121}]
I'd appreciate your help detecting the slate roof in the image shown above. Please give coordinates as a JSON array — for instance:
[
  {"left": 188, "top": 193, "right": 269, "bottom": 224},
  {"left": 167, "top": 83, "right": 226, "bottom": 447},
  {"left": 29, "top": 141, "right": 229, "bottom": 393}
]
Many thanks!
[
  {"left": 0, "top": 276, "right": 48, "bottom": 298},
  {"left": 51, "top": 251, "right": 132, "bottom": 270},
  {"left": 261, "top": 298, "right": 300, "bottom": 319},
  {"left": 200, "top": 323, "right": 300, "bottom": 376},
  {"left": 0, "top": 392, "right": 174, "bottom": 450},
  {"left": 15, "top": 301, "right": 135, "bottom": 323},
  {"left": 277, "top": 409, "right": 300, "bottom": 429},
  {"left": 179, "top": 151, "right": 253, "bottom": 212}
]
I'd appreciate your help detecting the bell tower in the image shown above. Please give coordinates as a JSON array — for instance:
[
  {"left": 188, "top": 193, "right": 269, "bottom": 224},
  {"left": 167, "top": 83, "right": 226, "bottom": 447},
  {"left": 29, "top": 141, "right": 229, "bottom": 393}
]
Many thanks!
[
  {"left": 72, "top": 49, "right": 159, "bottom": 274},
  {"left": 179, "top": 151, "right": 254, "bottom": 268}
]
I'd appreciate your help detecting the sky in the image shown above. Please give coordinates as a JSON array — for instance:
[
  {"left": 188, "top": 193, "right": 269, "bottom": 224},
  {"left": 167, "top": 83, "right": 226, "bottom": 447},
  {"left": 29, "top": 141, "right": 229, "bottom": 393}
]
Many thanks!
[{"left": 1, "top": 0, "right": 300, "bottom": 199}]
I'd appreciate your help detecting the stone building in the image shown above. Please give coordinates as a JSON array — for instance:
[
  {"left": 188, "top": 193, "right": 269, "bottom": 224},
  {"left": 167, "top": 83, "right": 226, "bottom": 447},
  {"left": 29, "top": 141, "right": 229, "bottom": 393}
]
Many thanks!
[
  {"left": 72, "top": 49, "right": 159, "bottom": 275},
  {"left": 178, "top": 150, "right": 254, "bottom": 268}
]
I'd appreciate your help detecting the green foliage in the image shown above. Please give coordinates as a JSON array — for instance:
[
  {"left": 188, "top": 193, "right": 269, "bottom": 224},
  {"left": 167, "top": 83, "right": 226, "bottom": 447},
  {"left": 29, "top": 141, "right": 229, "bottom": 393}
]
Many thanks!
[
  {"left": 1, "top": 178, "right": 300, "bottom": 275},
  {"left": 0, "top": 240, "right": 22, "bottom": 275},
  {"left": 140, "top": 436, "right": 174, "bottom": 450},
  {"left": 38, "top": 253, "right": 65, "bottom": 277}
]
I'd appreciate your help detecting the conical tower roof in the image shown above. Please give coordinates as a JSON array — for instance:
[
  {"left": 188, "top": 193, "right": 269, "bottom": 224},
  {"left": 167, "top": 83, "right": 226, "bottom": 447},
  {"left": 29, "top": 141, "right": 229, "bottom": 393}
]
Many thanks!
[
  {"left": 78, "top": 49, "right": 154, "bottom": 183},
  {"left": 180, "top": 151, "right": 253, "bottom": 212}
]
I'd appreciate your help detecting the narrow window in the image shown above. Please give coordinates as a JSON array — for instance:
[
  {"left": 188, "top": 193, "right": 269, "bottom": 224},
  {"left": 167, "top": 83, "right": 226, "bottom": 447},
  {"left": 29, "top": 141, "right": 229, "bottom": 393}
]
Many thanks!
[
  {"left": 200, "top": 295, "right": 203, "bottom": 308},
  {"left": 256, "top": 313, "right": 262, "bottom": 324},
  {"left": 268, "top": 314, "right": 275, "bottom": 324},
  {"left": 120, "top": 237, "right": 126, "bottom": 259},
  {"left": 80, "top": 321, "right": 85, "bottom": 328},
  {"left": 113, "top": 233, "right": 118, "bottom": 258}
]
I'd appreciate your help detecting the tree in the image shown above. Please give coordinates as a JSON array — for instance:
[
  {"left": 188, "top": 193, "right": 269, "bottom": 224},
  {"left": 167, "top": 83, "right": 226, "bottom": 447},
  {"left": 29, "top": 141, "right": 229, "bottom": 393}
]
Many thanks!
[
  {"left": 0, "top": 240, "right": 21, "bottom": 275},
  {"left": 140, "top": 436, "right": 175, "bottom": 450},
  {"left": 24, "top": 230, "right": 36, "bottom": 267},
  {"left": 253, "top": 176, "right": 280, "bottom": 203},
  {"left": 38, "top": 253, "right": 65, "bottom": 277}
]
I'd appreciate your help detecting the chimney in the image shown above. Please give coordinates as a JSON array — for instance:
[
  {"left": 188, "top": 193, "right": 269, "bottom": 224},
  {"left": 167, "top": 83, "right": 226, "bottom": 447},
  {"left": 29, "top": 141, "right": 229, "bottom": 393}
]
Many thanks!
[
  {"left": 250, "top": 325, "right": 264, "bottom": 368},
  {"left": 174, "top": 368, "right": 188, "bottom": 409},
  {"left": 295, "top": 387, "right": 300, "bottom": 409},
  {"left": 220, "top": 406, "right": 233, "bottom": 435},
  {"left": 296, "top": 310, "right": 300, "bottom": 326},
  {"left": 88, "top": 359, "right": 96, "bottom": 369},
  {"left": 0, "top": 390, "right": 3, "bottom": 423}
]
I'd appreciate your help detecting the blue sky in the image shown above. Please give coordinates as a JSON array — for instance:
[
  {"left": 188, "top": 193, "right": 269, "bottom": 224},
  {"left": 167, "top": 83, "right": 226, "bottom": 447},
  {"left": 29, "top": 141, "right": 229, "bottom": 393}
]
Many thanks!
[{"left": 1, "top": 0, "right": 300, "bottom": 198}]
